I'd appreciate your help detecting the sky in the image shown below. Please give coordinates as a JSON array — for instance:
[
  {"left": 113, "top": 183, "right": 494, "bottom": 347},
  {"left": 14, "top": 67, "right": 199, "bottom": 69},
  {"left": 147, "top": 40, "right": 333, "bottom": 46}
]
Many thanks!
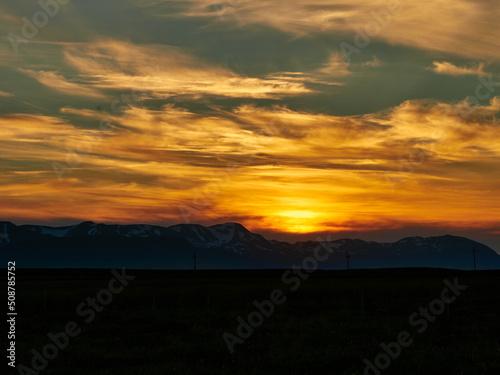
[{"left": 0, "top": 0, "right": 499, "bottom": 250}]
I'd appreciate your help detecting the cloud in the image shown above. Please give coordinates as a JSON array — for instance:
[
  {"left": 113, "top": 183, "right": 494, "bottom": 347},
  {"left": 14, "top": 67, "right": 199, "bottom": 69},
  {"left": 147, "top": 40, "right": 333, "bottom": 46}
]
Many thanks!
[
  {"left": 19, "top": 69, "right": 107, "bottom": 99},
  {"left": 62, "top": 40, "right": 313, "bottom": 99},
  {"left": 0, "top": 0, "right": 498, "bottom": 245},
  {"left": 2, "top": 96, "right": 500, "bottom": 232},
  {"left": 165, "top": 0, "right": 500, "bottom": 60},
  {"left": 0, "top": 114, "right": 99, "bottom": 161},
  {"left": 264, "top": 52, "right": 351, "bottom": 87},
  {"left": 363, "top": 56, "right": 382, "bottom": 67},
  {"left": 318, "top": 52, "right": 351, "bottom": 76},
  {"left": 264, "top": 71, "right": 346, "bottom": 87},
  {"left": 430, "top": 61, "right": 487, "bottom": 76}
]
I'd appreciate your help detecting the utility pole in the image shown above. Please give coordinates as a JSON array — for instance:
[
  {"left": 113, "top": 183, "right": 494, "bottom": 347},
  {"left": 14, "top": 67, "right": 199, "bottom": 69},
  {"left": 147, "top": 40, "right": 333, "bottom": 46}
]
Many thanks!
[
  {"left": 346, "top": 250, "right": 350, "bottom": 270},
  {"left": 192, "top": 251, "right": 197, "bottom": 271},
  {"left": 472, "top": 247, "right": 476, "bottom": 271}
]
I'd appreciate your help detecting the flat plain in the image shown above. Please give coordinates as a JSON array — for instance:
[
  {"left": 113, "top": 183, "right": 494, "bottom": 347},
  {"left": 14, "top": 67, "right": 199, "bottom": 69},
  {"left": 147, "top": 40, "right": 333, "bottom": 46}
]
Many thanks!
[{"left": 10, "top": 269, "right": 500, "bottom": 375}]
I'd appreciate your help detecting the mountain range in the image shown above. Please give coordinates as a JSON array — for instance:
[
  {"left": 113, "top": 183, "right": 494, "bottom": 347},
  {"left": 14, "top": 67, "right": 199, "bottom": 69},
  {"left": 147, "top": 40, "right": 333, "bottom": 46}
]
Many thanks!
[{"left": 1, "top": 221, "right": 499, "bottom": 270}]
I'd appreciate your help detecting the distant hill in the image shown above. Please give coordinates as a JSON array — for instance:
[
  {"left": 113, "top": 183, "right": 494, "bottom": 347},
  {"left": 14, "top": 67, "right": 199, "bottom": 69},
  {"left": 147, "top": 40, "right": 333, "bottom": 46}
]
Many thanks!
[{"left": 1, "top": 221, "right": 499, "bottom": 270}]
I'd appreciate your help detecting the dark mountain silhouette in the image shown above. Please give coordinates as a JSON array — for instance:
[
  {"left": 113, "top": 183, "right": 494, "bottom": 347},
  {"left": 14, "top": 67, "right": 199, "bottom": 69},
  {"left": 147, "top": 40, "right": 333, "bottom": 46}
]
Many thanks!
[{"left": 1, "top": 221, "right": 499, "bottom": 270}]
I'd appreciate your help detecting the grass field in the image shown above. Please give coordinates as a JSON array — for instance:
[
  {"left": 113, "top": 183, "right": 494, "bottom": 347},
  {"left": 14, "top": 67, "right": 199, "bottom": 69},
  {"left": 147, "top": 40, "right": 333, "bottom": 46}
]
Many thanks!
[{"left": 9, "top": 268, "right": 500, "bottom": 375}]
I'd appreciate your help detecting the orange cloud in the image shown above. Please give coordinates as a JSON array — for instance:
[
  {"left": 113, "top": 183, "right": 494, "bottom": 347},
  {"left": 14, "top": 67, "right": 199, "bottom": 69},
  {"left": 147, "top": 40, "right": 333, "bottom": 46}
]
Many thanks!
[
  {"left": 363, "top": 56, "right": 382, "bottom": 67},
  {"left": 62, "top": 40, "right": 313, "bottom": 99},
  {"left": 317, "top": 52, "right": 351, "bottom": 76},
  {"left": 19, "top": 69, "right": 107, "bottom": 99},
  {"left": 430, "top": 61, "right": 487, "bottom": 76},
  {"left": 1, "top": 97, "right": 500, "bottom": 234},
  {"left": 168, "top": 0, "right": 500, "bottom": 60}
]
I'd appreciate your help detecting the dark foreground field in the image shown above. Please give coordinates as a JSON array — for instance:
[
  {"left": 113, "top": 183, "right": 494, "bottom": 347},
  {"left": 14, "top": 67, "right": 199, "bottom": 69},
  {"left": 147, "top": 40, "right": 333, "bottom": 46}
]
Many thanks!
[{"left": 9, "top": 268, "right": 500, "bottom": 375}]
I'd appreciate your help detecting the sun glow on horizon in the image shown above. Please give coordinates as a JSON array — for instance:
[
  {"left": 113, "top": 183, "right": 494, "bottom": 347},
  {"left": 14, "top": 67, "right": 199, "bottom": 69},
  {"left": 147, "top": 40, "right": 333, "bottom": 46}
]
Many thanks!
[{"left": 273, "top": 210, "right": 323, "bottom": 233}]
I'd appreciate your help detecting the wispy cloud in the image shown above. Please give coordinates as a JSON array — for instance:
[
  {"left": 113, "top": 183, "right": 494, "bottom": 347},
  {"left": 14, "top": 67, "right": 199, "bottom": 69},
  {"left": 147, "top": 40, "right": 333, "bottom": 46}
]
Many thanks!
[
  {"left": 20, "top": 69, "right": 108, "bottom": 99},
  {"left": 2, "top": 97, "right": 500, "bottom": 232},
  {"left": 363, "top": 56, "right": 382, "bottom": 67},
  {"left": 317, "top": 52, "right": 351, "bottom": 76},
  {"left": 264, "top": 52, "right": 351, "bottom": 87},
  {"left": 166, "top": 0, "right": 500, "bottom": 60},
  {"left": 62, "top": 40, "right": 313, "bottom": 99},
  {"left": 430, "top": 61, "right": 487, "bottom": 76}
]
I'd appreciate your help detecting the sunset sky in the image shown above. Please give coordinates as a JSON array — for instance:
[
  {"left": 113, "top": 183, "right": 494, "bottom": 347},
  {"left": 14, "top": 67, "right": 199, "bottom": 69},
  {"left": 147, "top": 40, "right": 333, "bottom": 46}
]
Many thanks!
[{"left": 1, "top": 0, "right": 499, "bottom": 250}]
